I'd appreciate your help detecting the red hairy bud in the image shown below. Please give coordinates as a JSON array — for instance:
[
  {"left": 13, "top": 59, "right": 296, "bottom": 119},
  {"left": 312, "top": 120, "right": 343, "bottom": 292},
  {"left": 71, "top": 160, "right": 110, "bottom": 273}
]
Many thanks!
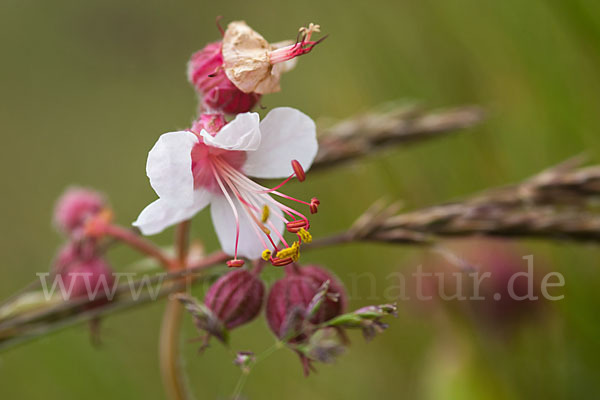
[
  {"left": 266, "top": 275, "right": 313, "bottom": 340},
  {"left": 187, "top": 41, "right": 261, "bottom": 114},
  {"left": 54, "top": 187, "right": 106, "bottom": 235},
  {"left": 61, "top": 257, "right": 115, "bottom": 304},
  {"left": 53, "top": 241, "right": 97, "bottom": 276},
  {"left": 266, "top": 265, "right": 347, "bottom": 341},
  {"left": 204, "top": 269, "right": 265, "bottom": 329},
  {"left": 53, "top": 242, "right": 81, "bottom": 276},
  {"left": 296, "top": 265, "right": 347, "bottom": 320}
]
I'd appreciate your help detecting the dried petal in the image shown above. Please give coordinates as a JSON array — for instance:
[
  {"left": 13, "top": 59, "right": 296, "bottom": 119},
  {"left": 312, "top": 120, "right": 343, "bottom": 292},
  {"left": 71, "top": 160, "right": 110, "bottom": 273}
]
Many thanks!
[{"left": 222, "top": 21, "right": 276, "bottom": 94}]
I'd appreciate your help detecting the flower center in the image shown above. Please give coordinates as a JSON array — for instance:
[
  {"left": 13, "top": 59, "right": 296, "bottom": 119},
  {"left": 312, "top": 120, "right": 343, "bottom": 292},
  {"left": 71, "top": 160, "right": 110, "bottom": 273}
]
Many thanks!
[
  {"left": 190, "top": 113, "right": 247, "bottom": 193},
  {"left": 191, "top": 143, "right": 247, "bottom": 193},
  {"left": 207, "top": 157, "right": 317, "bottom": 268}
]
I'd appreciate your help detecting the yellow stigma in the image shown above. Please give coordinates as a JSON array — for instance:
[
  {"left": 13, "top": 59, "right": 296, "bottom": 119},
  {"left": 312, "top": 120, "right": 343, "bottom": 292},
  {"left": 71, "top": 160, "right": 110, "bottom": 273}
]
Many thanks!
[
  {"left": 276, "top": 241, "right": 300, "bottom": 262},
  {"left": 261, "top": 205, "right": 270, "bottom": 223},
  {"left": 298, "top": 228, "right": 312, "bottom": 244},
  {"left": 261, "top": 249, "right": 272, "bottom": 261}
]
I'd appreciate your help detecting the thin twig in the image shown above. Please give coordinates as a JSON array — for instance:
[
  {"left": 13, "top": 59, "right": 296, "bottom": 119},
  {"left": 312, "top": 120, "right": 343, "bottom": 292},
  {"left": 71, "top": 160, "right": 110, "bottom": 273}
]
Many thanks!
[
  {"left": 0, "top": 278, "right": 191, "bottom": 351},
  {"left": 0, "top": 251, "right": 227, "bottom": 351}
]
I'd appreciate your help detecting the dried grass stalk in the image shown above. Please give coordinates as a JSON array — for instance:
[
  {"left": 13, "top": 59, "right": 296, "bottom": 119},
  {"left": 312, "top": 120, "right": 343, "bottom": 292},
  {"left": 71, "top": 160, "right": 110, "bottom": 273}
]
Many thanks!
[{"left": 312, "top": 105, "right": 485, "bottom": 170}]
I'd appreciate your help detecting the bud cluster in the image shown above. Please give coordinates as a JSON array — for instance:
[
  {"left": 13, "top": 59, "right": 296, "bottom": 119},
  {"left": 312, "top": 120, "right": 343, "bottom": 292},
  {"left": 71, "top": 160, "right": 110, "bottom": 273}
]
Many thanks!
[
  {"left": 179, "top": 261, "right": 398, "bottom": 375},
  {"left": 52, "top": 187, "right": 115, "bottom": 304},
  {"left": 176, "top": 261, "right": 385, "bottom": 376}
]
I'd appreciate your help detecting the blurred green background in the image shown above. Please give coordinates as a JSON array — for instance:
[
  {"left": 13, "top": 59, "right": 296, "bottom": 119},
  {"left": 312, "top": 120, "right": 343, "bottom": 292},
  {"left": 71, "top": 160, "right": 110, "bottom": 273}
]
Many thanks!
[{"left": 2, "top": 0, "right": 600, "bottom": 398}]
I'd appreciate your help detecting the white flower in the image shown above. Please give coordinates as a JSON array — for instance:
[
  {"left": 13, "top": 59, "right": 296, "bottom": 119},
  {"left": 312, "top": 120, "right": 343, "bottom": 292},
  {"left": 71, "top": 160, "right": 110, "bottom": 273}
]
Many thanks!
[{"left": 133, "top": 107, "right": 318, "bottom": 262}]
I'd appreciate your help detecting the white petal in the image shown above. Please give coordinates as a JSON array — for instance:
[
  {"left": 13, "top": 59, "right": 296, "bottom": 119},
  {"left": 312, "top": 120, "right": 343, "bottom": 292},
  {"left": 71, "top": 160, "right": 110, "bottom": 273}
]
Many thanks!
[
  {"left": 146, "top": 131, "right": 198, "bottom": 207},
  {"left": 210, "top": 195, "right": 284, "bottom": 259},
  {"left": 243, "top": 107, "right": 318, "bottom": 179},
  {"left": 133, "top": 191, "right": 211, "bottom": 235},
  {"left": 200, "top": 113, "right": 261, "bottom": 151}
]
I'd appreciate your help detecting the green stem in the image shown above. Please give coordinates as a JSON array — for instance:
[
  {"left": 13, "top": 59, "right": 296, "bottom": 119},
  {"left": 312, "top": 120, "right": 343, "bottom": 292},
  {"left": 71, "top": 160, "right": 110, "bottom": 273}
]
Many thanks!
[{"left": 231, "top": 371, "right": 250, "bottom": 400}]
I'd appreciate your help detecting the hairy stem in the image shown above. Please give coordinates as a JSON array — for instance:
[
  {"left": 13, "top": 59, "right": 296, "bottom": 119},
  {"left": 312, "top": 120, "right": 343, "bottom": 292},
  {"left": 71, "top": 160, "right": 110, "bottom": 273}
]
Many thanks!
[
  {"left": 160, "top": 297, "right": 187, "bottom": 400},
  {"left": 175, "top": 220, "right": 191, "bottom": 268},
  {"left": 159, "top": 220, "right": 192, "bottom": 400},
  {"left": 103, "top": 224, "right": 173, "bottom": 269}
]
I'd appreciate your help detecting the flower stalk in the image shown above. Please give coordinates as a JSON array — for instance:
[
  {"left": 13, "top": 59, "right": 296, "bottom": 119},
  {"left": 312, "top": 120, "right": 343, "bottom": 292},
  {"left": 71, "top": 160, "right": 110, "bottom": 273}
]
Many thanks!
[
  {"left": 160, "top": 297, "right": 188, "bottom": 400},
  {"left": 159, "top": 220, "right": 192, "bottom": 400},
  {"left": 99, "top": 224, "right": 175, "bottom": 269}
]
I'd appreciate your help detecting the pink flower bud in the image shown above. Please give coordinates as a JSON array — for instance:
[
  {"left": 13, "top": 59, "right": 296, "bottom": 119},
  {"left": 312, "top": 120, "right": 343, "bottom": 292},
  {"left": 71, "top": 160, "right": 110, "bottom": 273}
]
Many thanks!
[
  {"left": 53, "top": 241, "right": 95, "bottom": 276},
  {"left": 204, "top": 269, "right": 265, "bottom": 329},
  {"left": 266, "top": 275, "right": 314, "bottom": 341},
  {"left": 266, "top": 266, "right": 347, "bottom": 341},
  {"left": 62, "top": 257, "right": 115, "bottom": 304},
  {"left": 295, "top": 265, "right": 347, "bottom": 321},
  {"left": 187, "top": 41, "right": 261, "bottom": 114},
  {"left": 53, "top": 242, "right": 80, "bottom": 276},
  {"left": 54, "top": 187, "right": 106, "bottom": 235}
]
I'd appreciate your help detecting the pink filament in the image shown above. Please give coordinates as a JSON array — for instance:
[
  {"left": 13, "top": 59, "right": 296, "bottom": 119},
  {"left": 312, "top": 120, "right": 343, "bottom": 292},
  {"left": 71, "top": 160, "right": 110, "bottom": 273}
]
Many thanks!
[{"left": 203, "top": 153, "right": 314, "bottom": 263}]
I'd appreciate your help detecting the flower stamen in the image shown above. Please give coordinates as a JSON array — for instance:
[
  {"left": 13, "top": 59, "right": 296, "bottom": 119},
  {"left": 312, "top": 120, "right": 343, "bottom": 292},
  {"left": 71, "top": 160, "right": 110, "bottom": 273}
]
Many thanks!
[
  {"left": 271, "top": 257, "right": 294, "bottom": 267},
  {"left": 276, "top": 241, "right": 300, "bottom": 262},
  {"left": 286, "top": 219, "right": 310, "bottom": 233},
  {"left": 297, "top": 228, "right": 312, "bottom": 244},
  {"left": 310, "top": 198, "right": 320, "bottom": 214},
  {"left": 291, "top": 160, "right": 306, "bottom": 182},
  {"left": 227, "top": 259, "right": 245, "bottom": 268},
  {"left": 261, "top": 205, "right": 270, "bottom": 223},
  {"left": 206, "top": 147, "right": 317, "bottom": 267},
  {"left": 210, "top": 162, "right": 241, "bottom": 260},
  {"left": 261, "top": 249, "right": 272, "bottom": 261}
]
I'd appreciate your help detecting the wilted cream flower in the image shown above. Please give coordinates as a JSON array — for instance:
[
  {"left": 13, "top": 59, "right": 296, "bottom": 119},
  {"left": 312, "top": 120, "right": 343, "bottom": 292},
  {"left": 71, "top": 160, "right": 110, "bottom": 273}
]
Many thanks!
[{"left": 222, "top": 21, "right": 324, "bottom": 94}]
